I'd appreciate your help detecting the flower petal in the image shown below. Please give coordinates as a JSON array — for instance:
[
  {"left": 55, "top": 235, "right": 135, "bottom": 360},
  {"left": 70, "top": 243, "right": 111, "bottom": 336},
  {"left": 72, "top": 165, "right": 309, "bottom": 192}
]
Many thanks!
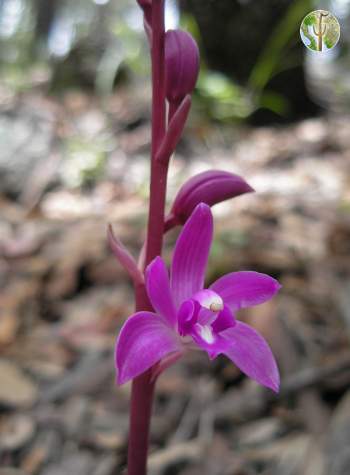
[
  {"left": 211, "top": 305, "right": 236, "bottom": 333},
  {"left": 220, "top": 321, "right": 280, "bottom": 392},
  {"left": 171, "top": 203, "right": 213, "bottom": 307},
  {"left": 210, "top": 271, "right": 281, "bottom": 311},
  {"left": 146, "top": 257, "right": 177, "bottom": 327},
  {"left": 115, "top": 312, "right": 182, "bottom": 385},
  {"left": 177, "top": 299, "right": 199, "bottom": 336}
]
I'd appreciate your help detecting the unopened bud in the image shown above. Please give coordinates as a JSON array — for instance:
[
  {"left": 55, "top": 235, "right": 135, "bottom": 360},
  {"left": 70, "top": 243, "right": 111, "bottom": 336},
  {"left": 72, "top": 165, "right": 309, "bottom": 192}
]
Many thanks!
[
  {"left": 165, "top": 29, "right": 200, "bottom": 104},
  {"left": 169, "top": 170, "right": 254, "bottom": 226}
]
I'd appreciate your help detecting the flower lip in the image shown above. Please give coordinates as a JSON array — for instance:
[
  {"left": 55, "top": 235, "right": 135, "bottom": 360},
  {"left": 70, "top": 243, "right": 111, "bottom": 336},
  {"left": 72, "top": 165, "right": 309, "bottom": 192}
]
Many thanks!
[{"left": 195, "top": 323, "right": 215, "bottom": 344}]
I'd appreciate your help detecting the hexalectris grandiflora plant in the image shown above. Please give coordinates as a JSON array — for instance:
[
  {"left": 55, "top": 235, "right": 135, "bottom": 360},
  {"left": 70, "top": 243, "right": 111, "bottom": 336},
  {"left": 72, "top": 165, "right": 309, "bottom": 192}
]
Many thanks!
[{"left": 109, "top": 2, "right": 281, "bottom": 474}]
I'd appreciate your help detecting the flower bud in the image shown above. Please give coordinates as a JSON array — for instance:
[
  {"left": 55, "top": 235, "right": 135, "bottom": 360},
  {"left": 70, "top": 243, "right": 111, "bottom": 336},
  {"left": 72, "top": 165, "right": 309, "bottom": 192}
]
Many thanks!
[
  {"left": 167, "top": 170, "right": 254, "bottom": 228},
  {"left": 165, "top": 29, "right": 200, "bottom": 104}
]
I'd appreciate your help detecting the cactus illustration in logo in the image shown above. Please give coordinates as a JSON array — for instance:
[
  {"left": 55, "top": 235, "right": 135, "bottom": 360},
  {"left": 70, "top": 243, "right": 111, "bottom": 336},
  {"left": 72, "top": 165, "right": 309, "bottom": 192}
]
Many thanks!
[{"left": 300, "top": 10, "right": 340, "bottom": 52}]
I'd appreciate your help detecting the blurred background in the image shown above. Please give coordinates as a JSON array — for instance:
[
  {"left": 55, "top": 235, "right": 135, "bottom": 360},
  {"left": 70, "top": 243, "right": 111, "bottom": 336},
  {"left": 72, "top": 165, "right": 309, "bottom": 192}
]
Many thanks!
[{"left": 1, "top": 0, "right": 350, "bottom": 474}]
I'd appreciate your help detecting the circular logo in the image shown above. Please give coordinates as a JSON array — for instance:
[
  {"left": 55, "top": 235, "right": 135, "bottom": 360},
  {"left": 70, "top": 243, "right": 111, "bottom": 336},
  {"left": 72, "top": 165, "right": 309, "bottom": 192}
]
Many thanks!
[{"left": 300, "top": 10, "right": 340, "bottom": 52}]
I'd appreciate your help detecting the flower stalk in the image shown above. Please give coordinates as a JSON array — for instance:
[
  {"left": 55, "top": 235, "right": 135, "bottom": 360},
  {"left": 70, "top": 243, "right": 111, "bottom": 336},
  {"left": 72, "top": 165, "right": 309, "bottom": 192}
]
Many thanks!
[
  {"left": 127, "top": 2, "right": 167, "bottom": 474},
  {"left": 145, "top": 0, "right": 167, "bottom": 266},
  {"left": 111, "top": 2, "right": 280, "bottom": 474}
]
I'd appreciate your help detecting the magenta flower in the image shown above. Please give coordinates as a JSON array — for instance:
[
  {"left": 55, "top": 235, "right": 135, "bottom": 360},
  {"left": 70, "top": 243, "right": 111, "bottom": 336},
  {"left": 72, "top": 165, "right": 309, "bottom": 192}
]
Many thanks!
[{"left": 116, "top": 204, "right": 281, "bottom": 392}]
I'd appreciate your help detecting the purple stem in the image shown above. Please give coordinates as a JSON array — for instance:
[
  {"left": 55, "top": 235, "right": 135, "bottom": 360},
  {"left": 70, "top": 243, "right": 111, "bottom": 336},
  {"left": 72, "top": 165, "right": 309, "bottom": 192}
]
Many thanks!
[
  {"left": 145, "top": 0, "right": 167, "bottom": 266},
  {"left": 127, "top": 2, "right": 167, "bottom": 475}
]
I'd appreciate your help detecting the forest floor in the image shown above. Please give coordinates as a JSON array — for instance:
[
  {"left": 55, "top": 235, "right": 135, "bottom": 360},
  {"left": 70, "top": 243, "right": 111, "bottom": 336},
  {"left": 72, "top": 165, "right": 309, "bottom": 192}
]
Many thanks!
[{"left": 1, "top": 88, "right": 350, "bottom": 475}]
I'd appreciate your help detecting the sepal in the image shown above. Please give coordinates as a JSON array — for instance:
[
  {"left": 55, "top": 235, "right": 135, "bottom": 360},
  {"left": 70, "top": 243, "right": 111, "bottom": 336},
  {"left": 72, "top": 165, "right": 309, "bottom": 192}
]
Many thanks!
[{"left": 115, "top": 311, "right": 182, "bottom": 384}]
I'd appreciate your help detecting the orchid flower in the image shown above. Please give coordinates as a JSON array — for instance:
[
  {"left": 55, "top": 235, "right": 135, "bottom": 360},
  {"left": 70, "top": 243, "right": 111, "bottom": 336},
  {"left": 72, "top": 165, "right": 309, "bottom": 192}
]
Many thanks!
[{"left": 116, "top": 203, "right": 281, "bottom": 392}]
